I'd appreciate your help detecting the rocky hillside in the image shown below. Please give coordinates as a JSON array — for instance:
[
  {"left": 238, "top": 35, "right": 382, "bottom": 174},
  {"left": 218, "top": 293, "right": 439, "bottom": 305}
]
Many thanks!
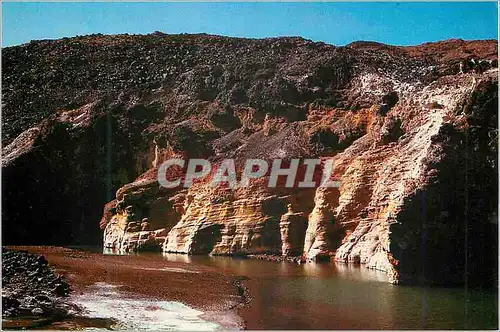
[{"left": 2, "top": 33, "right": 497, "bottom": 285}]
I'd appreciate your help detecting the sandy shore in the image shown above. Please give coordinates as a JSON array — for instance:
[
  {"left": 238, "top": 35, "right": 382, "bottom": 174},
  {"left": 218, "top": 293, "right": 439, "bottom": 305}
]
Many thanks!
[{"left": 6, "top": 246, "right": 246, "bottom": 329}]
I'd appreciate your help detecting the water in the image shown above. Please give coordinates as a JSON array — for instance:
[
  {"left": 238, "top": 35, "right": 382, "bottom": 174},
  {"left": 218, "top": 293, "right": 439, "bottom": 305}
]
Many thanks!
[
  {"left": 162, "top": 254, "right": 497, "bottom": 330},
  {"left": 73, "top": 282, "right": 220, "bottom": 331},
  {"left": 72, "top": 247, "right": 498, "bottom": 330}
]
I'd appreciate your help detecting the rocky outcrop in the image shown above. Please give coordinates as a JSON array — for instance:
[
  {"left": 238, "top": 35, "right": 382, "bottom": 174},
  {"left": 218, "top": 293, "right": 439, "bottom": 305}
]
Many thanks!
[
  {"left": 280, "top": 204, "right": 308, "bottom": 257},
  {"left": 2, "top": 34, "right": 497, "bottom": 285},
  {"left": 2, "top": 249, "right": 73, "bottom": 321}
]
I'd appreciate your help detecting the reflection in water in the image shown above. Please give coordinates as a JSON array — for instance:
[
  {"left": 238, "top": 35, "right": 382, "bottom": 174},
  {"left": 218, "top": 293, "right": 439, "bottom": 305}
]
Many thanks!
[
  {"left": 161, "top": 253, "right": 192, "bottom": 264},
  {"left": 102, "top": 247, "right": 122, "bottom": 256},
  {"left": 97, "top": 249, "right": 497, "bottom": 330},
  {"left": 191, "top": 256, "right": 496, "bottom": 329},
  {"left": 333, "top": 262, "right": 389, "bottom": 283}
]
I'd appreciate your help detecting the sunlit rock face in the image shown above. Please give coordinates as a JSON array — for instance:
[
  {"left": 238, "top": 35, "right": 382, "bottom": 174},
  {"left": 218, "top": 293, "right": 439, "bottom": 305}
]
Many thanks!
[
  {"left": 2, "top": 34, "right": 497, "bottom": 285},
  {"left": 280, "top": 204, "right": 308, "bottom": 257}
]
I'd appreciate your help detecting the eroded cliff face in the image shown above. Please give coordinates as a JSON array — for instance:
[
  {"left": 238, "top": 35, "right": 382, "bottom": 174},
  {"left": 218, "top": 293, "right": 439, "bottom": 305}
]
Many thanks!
[{"left": 2, "top": 34, "right": 497, "bottom": 285}]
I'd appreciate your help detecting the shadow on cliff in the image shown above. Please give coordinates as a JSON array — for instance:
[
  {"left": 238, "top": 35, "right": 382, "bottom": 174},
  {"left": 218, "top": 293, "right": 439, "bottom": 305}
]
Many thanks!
[
  {"left": 2, "top": 110, "right": 146, "bottom": 245},
  {"left": 390, "top": 79, "right": 498, "bottom": 288}
]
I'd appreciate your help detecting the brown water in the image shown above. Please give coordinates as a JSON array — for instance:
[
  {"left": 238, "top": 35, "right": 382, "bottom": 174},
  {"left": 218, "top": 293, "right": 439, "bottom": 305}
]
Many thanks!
[
  {"left": 67, "top": 248, "right": 497, "bottom": 330},
  {"left": 161, "top": 253, "right": 497, "bottom": 330}
]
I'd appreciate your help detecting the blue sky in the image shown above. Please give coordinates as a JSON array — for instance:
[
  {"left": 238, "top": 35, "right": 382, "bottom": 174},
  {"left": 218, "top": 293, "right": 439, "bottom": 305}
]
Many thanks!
[{"left": 2, "top": 2, "right": 498, "bottom": 47}]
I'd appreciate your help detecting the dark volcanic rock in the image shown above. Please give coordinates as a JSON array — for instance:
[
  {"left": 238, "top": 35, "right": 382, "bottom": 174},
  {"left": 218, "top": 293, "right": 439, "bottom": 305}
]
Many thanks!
[{"left": 2, "top": 248, "right": 73, "bottom": 319}]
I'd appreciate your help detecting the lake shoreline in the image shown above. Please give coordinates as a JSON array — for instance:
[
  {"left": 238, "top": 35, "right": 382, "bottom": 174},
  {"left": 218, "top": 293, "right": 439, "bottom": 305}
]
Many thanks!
[
  {"left": 4, "top": 245, "right": 497, "bottom": 330},
  {"left": 4, "top": 246, "right": 247, "bottom": 330}
]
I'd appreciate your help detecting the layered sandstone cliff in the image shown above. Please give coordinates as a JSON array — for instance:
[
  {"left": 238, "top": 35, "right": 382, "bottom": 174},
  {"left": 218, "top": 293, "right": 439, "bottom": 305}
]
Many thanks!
[{"left": 2, "top": 34, "right": 497, "bottom": 285}]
